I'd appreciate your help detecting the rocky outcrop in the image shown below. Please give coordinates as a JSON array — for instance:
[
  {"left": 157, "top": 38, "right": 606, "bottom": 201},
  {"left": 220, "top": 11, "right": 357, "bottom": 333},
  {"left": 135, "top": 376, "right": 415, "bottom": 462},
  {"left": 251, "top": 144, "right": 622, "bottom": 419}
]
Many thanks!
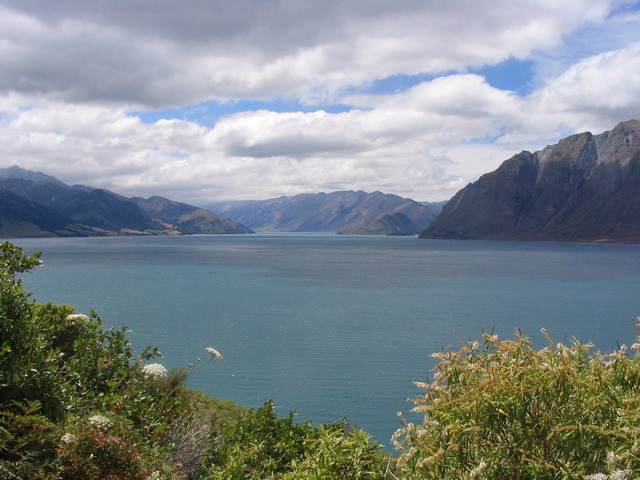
[{"left": 420, "top": 120, "right": 640, "bottom": 243}]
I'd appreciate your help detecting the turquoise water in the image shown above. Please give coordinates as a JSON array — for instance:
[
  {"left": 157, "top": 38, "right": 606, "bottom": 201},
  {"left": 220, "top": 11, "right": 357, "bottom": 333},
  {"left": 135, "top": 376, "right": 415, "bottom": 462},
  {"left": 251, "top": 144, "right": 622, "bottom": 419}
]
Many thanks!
[{"left": 12, "top": 233, "right": 640, "bottom": 447}]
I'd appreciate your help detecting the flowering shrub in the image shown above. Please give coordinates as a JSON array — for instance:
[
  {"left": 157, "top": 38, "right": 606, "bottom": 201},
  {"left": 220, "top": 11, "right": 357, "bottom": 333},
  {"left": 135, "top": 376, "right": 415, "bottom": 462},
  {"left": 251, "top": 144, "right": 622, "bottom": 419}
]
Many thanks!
[{"left": 393, "top": 328, "right": 640, "bottom": 479}]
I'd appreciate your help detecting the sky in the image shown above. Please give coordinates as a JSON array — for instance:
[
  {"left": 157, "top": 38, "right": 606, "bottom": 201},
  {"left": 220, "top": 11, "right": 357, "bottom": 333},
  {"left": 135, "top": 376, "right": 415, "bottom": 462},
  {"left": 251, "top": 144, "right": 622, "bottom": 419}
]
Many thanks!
[{"left": 0, "top": 0, "right": 639, "bottom": 205}]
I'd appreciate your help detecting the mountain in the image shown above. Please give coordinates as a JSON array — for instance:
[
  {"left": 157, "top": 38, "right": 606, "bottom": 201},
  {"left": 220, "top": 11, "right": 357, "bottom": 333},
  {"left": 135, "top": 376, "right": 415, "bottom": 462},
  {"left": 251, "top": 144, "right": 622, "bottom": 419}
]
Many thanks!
[
  {"left": 420, "top": 120, "right": 640, "bottom": 243},
  {"left": 0, "top": 191, "right": 99, "bottom": 237},
  {"left": 206, "top": 191, "right": 439, "bottom": 232},
  {"left": 0, "top": 165, "right": 68, "bottom": 187},
  {"left": 337, "top": 212, "right": 423, "bottom": 236},
  {"left": 0, "top": 168, "right": 253, "bottom": 237},
  {"left": 131, "top": 196, "right": 253, "bottom": 234}
]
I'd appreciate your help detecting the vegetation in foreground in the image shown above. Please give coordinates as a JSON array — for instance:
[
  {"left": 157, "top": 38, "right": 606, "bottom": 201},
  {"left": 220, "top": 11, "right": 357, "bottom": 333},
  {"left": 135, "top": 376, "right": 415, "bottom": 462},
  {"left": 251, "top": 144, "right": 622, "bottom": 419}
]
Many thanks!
[{"left": 1, "top": 241, "right": 640, "bottom": 479}]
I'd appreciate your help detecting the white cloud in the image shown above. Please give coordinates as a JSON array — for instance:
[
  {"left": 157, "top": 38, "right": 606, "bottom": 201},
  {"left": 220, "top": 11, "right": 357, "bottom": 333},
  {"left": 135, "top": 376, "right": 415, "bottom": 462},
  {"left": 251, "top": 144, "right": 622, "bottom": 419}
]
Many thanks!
[
  {"left": 0, "top": 0, "right": 638, "bottom": 205},
  {"left": 532, "top": 43, "right": 640, "bottom": 132}
]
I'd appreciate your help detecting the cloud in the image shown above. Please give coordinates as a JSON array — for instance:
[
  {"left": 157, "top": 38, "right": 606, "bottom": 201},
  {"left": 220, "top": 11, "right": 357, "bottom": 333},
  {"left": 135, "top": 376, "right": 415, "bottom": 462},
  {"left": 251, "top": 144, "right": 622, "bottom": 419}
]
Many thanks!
[
  {"left": 532, "top": 43, "right": 640, "bottom": 132},
  {"left": 0, "top": 0, "right": 615, "bottom": 107},
  {"left": 0, "top": 0, "right": 638, "bottom": 205}
]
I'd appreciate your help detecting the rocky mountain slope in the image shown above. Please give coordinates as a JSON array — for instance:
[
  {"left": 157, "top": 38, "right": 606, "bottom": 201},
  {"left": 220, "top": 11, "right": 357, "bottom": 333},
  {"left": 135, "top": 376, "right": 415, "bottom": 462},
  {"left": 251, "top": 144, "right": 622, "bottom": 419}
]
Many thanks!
[
  {"left": 337, "top": 212, "right": 423, "bottom": 236},
  {"left": 0, "top": 167, "right": 253, "bottom": 237},
  {"left": 207, "top": 191, "right": 439, "bottom": 233},
  {"left": 131, "top": 196, "right": 253, "bottom": 235},
  {"left": 420, "top": 120, "right": 640, "bottom": 243}
]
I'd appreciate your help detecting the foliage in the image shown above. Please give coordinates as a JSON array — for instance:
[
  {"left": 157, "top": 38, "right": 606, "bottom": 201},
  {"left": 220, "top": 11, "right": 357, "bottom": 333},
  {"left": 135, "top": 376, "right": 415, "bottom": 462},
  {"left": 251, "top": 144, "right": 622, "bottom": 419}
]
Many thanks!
[
  {"left": 283, "top": 424, "right": 389, "bottom": 480},
  {"left": 0, "top": 400, "right": 59, "bottom": 479},
  {"left": 0, "top": 242, "right": 228, "bottom": 479},
  {"left": 206, "top": 400, "right": 314, "bottom": 479},
  {"left": 393, "top": 328, "right": 640, "bottom": 480},
  {"left": 206, "top": 400, "right": 389, "bottom": 479}
]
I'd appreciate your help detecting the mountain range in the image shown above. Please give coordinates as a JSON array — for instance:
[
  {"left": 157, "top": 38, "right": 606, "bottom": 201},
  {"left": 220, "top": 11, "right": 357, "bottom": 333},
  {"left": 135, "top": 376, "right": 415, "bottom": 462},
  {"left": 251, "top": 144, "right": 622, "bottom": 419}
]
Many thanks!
[
  {"left": 206, "top": 191, "right": 439, "bottom": 234},
  {"left": 420, "top": 119, "right": 640, "bottom": 243},
  {"left": 0, "top": 167, "right": 440, "bottom": 238},
  {"left": 0, "top": 166, "right": 253, "bottom": 237}
]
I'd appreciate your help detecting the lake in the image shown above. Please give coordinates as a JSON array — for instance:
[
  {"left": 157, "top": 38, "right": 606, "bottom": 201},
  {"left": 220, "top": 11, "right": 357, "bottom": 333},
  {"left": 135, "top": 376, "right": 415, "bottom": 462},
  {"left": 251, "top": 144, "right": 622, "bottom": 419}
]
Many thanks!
[{"left": 11, "top": 233, "right": 640, "bottom": 447}]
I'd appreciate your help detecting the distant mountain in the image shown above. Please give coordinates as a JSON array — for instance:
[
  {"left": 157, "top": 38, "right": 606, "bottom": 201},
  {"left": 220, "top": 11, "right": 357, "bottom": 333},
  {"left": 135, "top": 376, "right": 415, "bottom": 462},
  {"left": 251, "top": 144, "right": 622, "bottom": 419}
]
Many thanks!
[
  {"left": 0, "top": 167, "right": 253, "bottom": 237},
  {"left": 337, "top": 212, "right": 422, "bottom": 236},
  {"left": 0, "top": 165, "right": 68, "bottom": 187},
  {"left": 207, "top": 191, "right": 439, "bottom": 233},
  {"left": 420, "top": 120, "right": 640, "bottom": 243},
  {"left": 131, "top": 196, "right": 253, "bottom": 234}
]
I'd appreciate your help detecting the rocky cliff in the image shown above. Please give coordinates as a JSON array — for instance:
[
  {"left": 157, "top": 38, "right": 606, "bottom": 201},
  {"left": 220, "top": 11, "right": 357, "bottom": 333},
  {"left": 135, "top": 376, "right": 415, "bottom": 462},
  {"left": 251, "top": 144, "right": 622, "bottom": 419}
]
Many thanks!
[{"left": 420, "top": 120, "right": 640, "bottom": 243}]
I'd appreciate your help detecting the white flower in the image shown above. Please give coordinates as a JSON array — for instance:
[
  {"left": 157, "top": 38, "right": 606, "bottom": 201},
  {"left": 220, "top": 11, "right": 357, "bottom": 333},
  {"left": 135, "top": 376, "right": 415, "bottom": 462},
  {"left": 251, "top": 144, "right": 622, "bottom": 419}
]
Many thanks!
[
  {"left": 65, "top": 313, "right": 90, "bottom": 326},
  {"left": 88, "top": 414, "right": 113, "bottom": 432},
  {"left": 611, "top": 470, "right": 631, "bottom": 480},
  {"left": 142, "top": 363, "right": 168, "bottom": 379},
  {"left": 631, "top": 343, "right": 640, "bottom": 351},
  {"left": 205, "top": 347, "right": 223, "bottom": 360},
  {"left": 470, "top": 461, "right": 487, "bottom": 478},
  {"left": 60, "top": 433, "right": 77, "bottom": 444},
  {"left": 482, "top": 333, "right": 499, "bottom": 342},
  {"left": 584, "top": 474, "right": 608, "bottom": 480},
  {"left": 147, "top": 472, "right": 163, "bottom": 480}
]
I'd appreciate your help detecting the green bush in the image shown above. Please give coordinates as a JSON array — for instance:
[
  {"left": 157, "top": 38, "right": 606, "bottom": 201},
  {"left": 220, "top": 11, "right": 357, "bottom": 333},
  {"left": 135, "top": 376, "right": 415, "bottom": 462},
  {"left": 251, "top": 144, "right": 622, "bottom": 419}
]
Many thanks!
[
  {"left": 206, "top": 400, "right": 389, "bottom": 479},
  {"left": 393, "top": 329, "right": 640, "bottom": 479},
  {"left": 0, "top": 242, "right": 227, "bottom": 479},
  {"left": 283, "top": 424, "right": 388, "bottom": 480}
]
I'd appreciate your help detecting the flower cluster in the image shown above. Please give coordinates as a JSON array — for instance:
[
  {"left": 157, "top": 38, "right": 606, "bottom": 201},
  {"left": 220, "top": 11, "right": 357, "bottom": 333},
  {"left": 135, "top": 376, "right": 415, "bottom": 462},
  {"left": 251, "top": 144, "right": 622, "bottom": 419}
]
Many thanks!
[
  {"left": 88, "top": 414, "right": 114, "bottom": 432},
  {"left": 206, "top": 347, "right": 223, "bottom": 360},
  {"left": 65, "top": 313, "right": 90, "bottom": 326},
  {"left": 60, "top": 433, "right": 77, "bottom": 444},
  {"left": 142, "top": 363, "right": 168, "bottom": 379}
]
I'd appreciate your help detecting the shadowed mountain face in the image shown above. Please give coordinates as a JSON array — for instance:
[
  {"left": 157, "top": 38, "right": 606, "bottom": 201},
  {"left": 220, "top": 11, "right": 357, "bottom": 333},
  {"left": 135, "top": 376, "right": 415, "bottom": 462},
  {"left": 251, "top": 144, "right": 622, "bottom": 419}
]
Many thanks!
[
  {"left": 0, "top": 191, "right": 98, "bottom": 237},
  {"left": 131, "top": 196, "right": 254, "bottom": 234},
  {"left": 420, "top": 120, "right": 640, "bottom": 243},
  {"left": 207, "top": 190, "right": 439, "bottom": 232},
  {"left": 337, "top": 212, "right": 423, "bottom": 236},
  {"left": 0, "top": 169, "right": 253, "bottom": 237}
]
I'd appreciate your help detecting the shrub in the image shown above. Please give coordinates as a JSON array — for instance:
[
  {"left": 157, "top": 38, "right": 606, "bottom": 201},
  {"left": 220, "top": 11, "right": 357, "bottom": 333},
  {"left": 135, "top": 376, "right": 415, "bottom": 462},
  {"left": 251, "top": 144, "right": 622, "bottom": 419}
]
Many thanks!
[
  {"left": 393, "top": 328, "right": 640, "bottom": 480},
  {"left": 206, "top": 400, "right": 389, "bottom": 479},
  {"left": 0, "top": 242, "right": 228, "bottom": 479},
  {"left": 283, "top": 424, "right": 388, "bottom": 480},
  {"left": 206, "top": 400, "right": 312, "bottom": 479}
]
